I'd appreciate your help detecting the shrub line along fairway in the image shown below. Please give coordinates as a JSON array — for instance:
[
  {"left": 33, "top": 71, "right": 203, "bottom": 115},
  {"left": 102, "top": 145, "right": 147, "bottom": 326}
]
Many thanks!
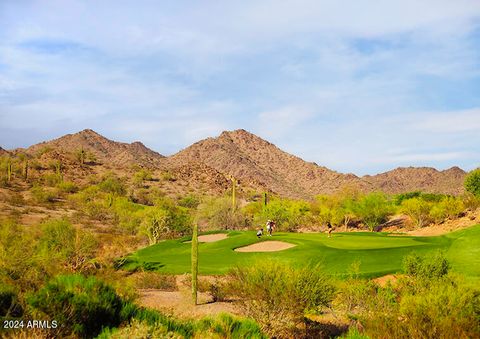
[{"left": 121, "top": 225, "right": 480, "bottom": 278}]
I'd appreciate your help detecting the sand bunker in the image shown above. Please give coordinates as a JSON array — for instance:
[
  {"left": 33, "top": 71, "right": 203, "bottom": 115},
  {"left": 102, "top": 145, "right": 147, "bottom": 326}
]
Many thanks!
[
  {"left": 185, "top": 233, "right": 228, "bottom": 243},
  {"left": 235, "top": 241, "right": 296, "bottom": 252}
]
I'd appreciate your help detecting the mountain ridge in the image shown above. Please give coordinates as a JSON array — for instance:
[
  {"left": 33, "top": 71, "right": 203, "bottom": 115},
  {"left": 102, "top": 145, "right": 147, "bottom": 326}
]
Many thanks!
[{"left": 4, "top": 128, "right": 467, "bottom": 197}]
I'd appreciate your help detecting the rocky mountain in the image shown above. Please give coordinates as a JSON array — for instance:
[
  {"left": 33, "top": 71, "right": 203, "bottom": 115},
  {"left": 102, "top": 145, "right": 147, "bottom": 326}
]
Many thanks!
[
  {"left": 169, "top": 129, "right": 369, "bottom": 198},
  {"left": 0, "top": 147, "right": 9, "bottom": 156},
  {"left": 364, "top": 166, "right": 466, "bottom": 195},
  {"left": 25, "top": 129, "right": 164, "bottom": 168},
  {"left": 6, "top": 128, "right": 467, "bottom": 198}
]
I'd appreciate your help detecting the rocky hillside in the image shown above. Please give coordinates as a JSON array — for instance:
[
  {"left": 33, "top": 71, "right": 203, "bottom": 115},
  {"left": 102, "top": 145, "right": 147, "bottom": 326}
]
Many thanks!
[
  {"left": 3, "top": 129, "right": 468, "bottom": 198},
  {"left": 364, "top": 166, "right": 466, "bottom": 195},
  {"left": 169, "top": 129, "right": 369, "bottom": 198},
  {"left": 25, "top": 129, "right": 165, "bottom": 168}
]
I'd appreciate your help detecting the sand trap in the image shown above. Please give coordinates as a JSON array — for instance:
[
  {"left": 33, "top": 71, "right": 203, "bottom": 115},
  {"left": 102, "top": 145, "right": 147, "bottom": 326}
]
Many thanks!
[
  {"left": 184, "top": 233, "right": 228, "bottom": 243},
  {"left": 235, "top": 241, "right": 296, "bottom": 252}
]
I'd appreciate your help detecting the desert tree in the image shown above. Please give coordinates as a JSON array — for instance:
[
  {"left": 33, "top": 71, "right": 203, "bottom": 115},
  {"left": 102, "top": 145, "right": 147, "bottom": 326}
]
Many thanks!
[{"left": 465, "top": 168, "right": 480, "bottom": 198}]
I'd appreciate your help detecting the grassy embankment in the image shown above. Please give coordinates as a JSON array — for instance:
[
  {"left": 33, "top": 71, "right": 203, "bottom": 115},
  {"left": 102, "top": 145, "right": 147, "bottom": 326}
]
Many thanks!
[{"left": 122, "top": 225, "right": 480, "bottom": 278}]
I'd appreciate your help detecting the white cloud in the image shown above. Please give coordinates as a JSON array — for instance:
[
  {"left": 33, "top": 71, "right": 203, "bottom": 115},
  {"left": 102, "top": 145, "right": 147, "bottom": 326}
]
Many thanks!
[{"left": 413, "top": 108, "right": 480, "bottom": 133}]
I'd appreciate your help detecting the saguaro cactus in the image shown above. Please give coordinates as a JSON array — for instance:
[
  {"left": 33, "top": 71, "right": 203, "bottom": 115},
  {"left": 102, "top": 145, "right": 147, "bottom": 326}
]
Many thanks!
[
  {"left": 263, "top": 192, "right": 268, "bottom": 207},
  {"left": 191, "top": 223, "right": 199, "bottom": 305},
  {"left": 231, "top": 177, "right": 236, "bottom": 211},
  {"left": 55, "top": 160, "right": 63, "bottom": 181},
  {"left": 23, "top": 160, "right": 29, "bottom": 180},
  {"left": 6, "top": 159, "right": 12, "bottom": 182}
]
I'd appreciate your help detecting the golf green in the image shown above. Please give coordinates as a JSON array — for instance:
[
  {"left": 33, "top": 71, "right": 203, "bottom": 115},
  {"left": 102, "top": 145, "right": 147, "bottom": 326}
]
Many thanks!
[{"left": 121, "top": 224, "right": 480, "bottom": 278}]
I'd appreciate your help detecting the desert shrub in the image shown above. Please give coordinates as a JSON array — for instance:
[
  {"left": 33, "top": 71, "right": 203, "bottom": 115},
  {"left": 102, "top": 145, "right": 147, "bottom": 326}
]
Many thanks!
[
  {"left": 98, "top": 319, "right": 179, "bottom": 339},
  {"left": 198, "top": 196, "right": 248, "bottom": 230},
  {"left": 351, "top": 192, "right": 393, "bottom": 231},
  {"left": 196, "top": 313, "right": 267, "bottom": 339},
  {"left": 27, "top": 274, "right": 130, "bottom": 338},
  {"left": 56, "top": 181, "right": 78, "bottom": 194},
  {"left": 178, "top": 194, "right": 200, "bottom": 209},
  {"left": 429, "top": 196, "right": 464, "bottom": 223},
  {"left": 130, "top": 272, "right": 177, "bottom": 291},
  {"left": 99, "top": 174, "right": 126, "bottom": 196},
  {"left": 461, "top": 192, "right": 480, "bottom": 210},
  {"left": 400, "top": 197, "right": 432, "bottom": 227},
  {"left": 229, "top": 261, "right": 335, "bottom": 337},
  {"left": 140, "top": 198, "right": 192, "bottom": 243},
  {"left": 111, "top": 197, "right": 146, "bottom": 234},
  {"left": 465, "top": 168, "right": 480, "bottom": 197},
  {"left": 42, "top": 173, "right": 62, "bottom": 187},
  {"left": 38, "top": 219, "right": 98, "bottom": 273},
  {"left": 402, "top": 251, "right": 449, "bottom": 281},
  {"left": 30, "top": 184, "right": 56, "bottom": 203},
  {"left": 0, "top": 284, "right": 23, "bottom": 317},
  {"left": 245, "top": 197, "right": 311, "bottom": 231},
  {"left": 394, "top": 191, "right": 422, "bottom": 205},
  {"left": 133, "top": 169, "right": 152, "bottom": 187}
]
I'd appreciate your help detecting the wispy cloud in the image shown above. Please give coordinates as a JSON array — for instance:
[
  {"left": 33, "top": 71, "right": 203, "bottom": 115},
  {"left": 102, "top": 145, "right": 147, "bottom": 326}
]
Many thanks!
[{"left": 0, "top": 1, "right": 479, "bottom": 174}]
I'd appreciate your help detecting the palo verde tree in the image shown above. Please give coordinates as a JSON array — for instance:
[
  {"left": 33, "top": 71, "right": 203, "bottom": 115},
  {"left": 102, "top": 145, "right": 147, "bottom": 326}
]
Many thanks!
[{"left": 465, "top": 168, "right": 480, "bottom": 198}]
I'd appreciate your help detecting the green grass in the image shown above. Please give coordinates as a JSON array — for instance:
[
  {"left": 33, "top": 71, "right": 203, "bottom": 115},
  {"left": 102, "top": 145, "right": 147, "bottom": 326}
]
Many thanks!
[{"left": 121, "top": 225, "right": 480, "bottom": 278}]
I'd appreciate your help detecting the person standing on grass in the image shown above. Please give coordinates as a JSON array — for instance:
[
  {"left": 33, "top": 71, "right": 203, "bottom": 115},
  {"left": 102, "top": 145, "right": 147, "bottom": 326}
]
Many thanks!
[
  {"left": 327, "top": 222, "right": 333, "bottom": 238},
  {"left": 266, "top": 220, "right": 272, "bottom": 236}
]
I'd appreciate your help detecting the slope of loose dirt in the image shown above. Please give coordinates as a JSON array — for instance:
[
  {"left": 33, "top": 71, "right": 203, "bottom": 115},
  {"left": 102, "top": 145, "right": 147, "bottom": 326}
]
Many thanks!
[{"left": 234, "top": 240, "right": 296, "bottom": 252}]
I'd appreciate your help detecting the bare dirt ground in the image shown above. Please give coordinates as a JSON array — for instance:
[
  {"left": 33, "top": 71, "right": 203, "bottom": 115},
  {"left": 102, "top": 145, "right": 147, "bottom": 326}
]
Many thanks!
[
  {"left": 407, "top": 212, "right": 480, "bottom": 236},
  {"left": 137, "top": 275, "right": 241, "bottom": 319},
  {"left": 372, "top": 274, "right": 400, "bottom": 287},
  {"left": 234, "top": 240, "right": 296, "bottom": 252},
  {"left": 184, "top": 233, "right": 228, "bottom": 243}
]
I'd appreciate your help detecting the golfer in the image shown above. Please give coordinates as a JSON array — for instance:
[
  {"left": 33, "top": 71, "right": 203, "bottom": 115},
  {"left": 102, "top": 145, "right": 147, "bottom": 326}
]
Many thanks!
[
  {"left": 257, "top": 228, "right": 264, "bottom": 238},
  {"left": 327, "top": 222, "right": 333, "bottom": 238}
]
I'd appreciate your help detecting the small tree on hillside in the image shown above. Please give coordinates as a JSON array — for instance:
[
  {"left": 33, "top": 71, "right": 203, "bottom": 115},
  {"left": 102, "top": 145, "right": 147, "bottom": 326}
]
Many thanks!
[
  {"left": 401, "top": 197, "right": 432, "bottom": 228},
  {"left": 465, "top": 168, "right": 480, "bottom": 198},
  {"left": 352, "top": 192, "right": 393, "bottom": 231}
]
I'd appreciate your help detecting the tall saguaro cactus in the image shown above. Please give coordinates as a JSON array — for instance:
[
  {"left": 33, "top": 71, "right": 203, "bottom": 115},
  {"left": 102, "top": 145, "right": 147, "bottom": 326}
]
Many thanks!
[
  {"left": 55, "top": 160, "right": 63, "bottom": 182},
  {"left": 263, "top": 192, "right": 268, "bottom": 207},
  {"left": 231, "top": 176, "right": 236, "bottom": 211},
  {"left": 23, "top": 160, "right": 29, "bottom": 180},
  {"left": 191, "top": 223, "right": 198, "bottom": 305},
  {"left": 6, "top": 159, "right": 12, "bottom": 182}
]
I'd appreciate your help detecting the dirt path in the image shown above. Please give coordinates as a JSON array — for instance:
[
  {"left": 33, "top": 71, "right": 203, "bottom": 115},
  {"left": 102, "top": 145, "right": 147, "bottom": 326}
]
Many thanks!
[{"left": 235, "top": 240, "right": 296, "bottom": 252}]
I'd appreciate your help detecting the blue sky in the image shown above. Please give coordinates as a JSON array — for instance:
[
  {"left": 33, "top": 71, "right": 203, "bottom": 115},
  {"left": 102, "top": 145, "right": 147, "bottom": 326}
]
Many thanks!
[{"left": 0, "top": 0, "right": 479, "bottom": 175}]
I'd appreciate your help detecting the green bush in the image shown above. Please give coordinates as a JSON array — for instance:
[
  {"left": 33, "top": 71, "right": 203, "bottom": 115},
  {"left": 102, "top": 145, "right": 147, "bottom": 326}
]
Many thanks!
[
  {"left": 39, "top": 219, "right": 97, "bottom": 272},
  {"left": 198, "top": 196, "right": 248, "bottom": 230},
  {"left": 140, "top": 198, "right": 192, "bottom": 243},
  {"left": 27, "top": 274, "right": 129, "bottom": 338},
  {"left": 99, "top": 174, "right": 126, "bottom": 196},
  {"left": 56, "top": 181, "right": 78, "bottom": 194},
  {"left": 403, "top": 251, "right": 449, "bottom": 280},
  {"left": 196, "top": 313, "right": 267, "bottom": 339},
  {"left": 351, "top": 192, "right": 393, "bottom": 231},
  {"left": 400, "top": 197, "right": 432, "bottom": 228},
  {"left": 465, "top": 168, "right": 480, "bottom": 197},
  {"left": 229, "top": 261, "right": 335, "bottom": 337},
  {"left": 30, "top": 184, "right": 57, "bottom": 203}
]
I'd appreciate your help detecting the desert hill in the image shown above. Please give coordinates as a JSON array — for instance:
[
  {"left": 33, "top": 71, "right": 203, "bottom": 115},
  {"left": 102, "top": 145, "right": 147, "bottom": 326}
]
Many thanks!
[
  {"left": 3, "top": 129, "right": 468, "bottom": 198},
  {"left": 169, "top": 129, "right": 369, "bottom": 198},
  {"left": 25, "top": 129, "right": 165, "bottom": 169},
  {"left": 364, "top": 166, "right": 466, "bottom": 195}
]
